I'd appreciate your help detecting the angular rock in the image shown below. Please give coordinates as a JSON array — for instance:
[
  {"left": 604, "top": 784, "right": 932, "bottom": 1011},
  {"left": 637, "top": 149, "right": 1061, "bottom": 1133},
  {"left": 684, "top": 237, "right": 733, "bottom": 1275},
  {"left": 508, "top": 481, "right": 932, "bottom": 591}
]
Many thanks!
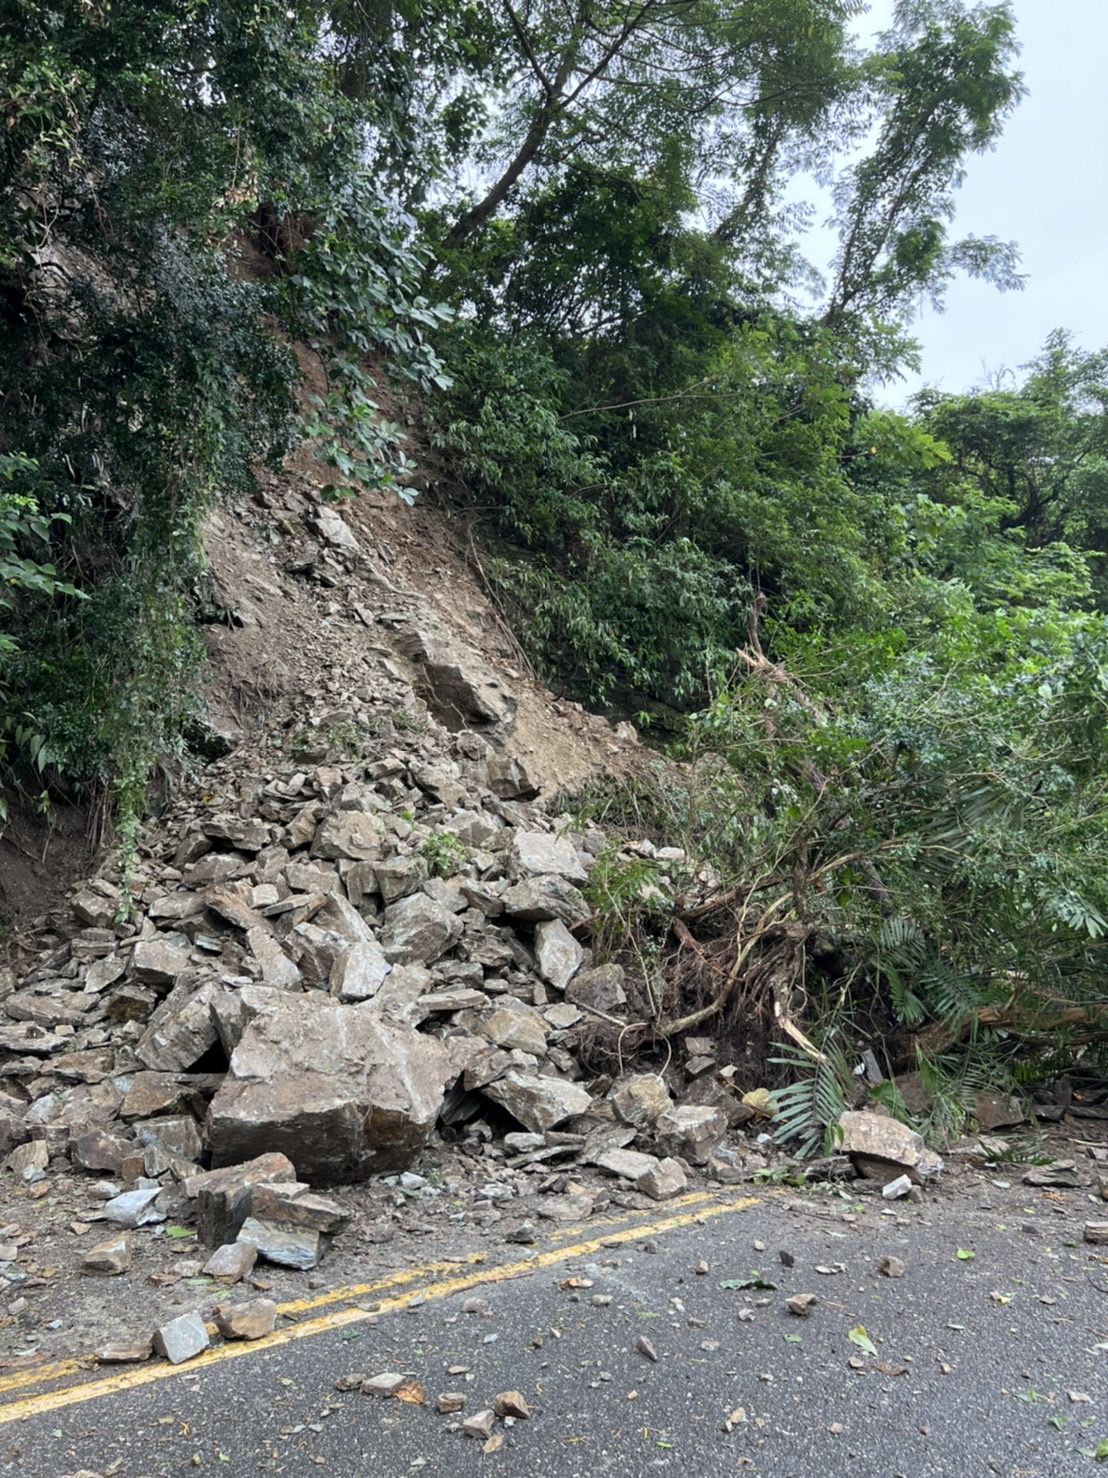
[
  {"left": 595, "top": 1147, "right": 659, "bottom": 1182},
  {"left": 247, "top": 927, "right": 301, "bottom": 989},
  {"left": 511, "top": 831, "right": 588, "bottom": 884},
  {"left": 101, "top": 1187, "right": 165, "bottom": 1228},
  {"left": 82, "top": 1231, "right": 132, "bottom": 1274},
  {"left": 208, "top": 1002, "right": 453, "bottom": 1182},
  {"left": 135, "top": 978, "right": 225, "bottom": 1072},
  {"left": 121, "top": 1072, "right": 206, "bottom": 1122},
  {"left": 501, "top": 876, "right": 588, "bottom": 924},
  {"left": 494, "top": 1390, "right": 531, "bottom": 1419},
  {"left": 250, "top": 1182, "right": 349, "bottom": 1234},
  {"left": 214, "top": 1299, "right": 277, "bottom": 1341},
  {"left": 202, "top": 1241, "right": 257, "bottom": 1283},
  {"left": 186, "top": 1152, "right": 297, "bottom": 1246},
  {"left": 487, "top": 753, "right": 539, "bottom": 799},
  {"left": 153, "top": 1311, "right": 210, "bottom": 1364},
  {"left": 974, "top": 1092, "right": 1024, "bottom": 1131},
  {"left": 131, "top": 937, "right": 192, "bottom": 987},
  {"left": 378, "top": 893, "right": 462, "bottom": 966},
  {"left": 236, "top": 1216, "right": 320, "bottom": 1269},
  {"left": 534, "top": 920, "right": 584, "bottom": 991},
  {"left": 837, "top": 1110, "right": 944, "bottom": 1183},
  {"left": 654, "top": 1105, "right": 727, "bottom": 1165},
  {"left": 5, "top": 1139, "right": 49, "bottom": 1178},
  {"left": 106, "top": 983, "right": 157, "bottom": 1022},
  {"left": 461, "top": 1409, "right": 496, "bottom": 1440},
  {"left": 362, "top": 1372, "right": 408, "bottom": 1398},
  {"left": 133, "top": 1115, "right": 204, "bottom": 1164},
  {"left": 329, "top": 939, "right": 391, "bottom": 1002},
  {"left": 205, "top": 886, "right": 268, "bottom": 934},
  {"left": 610, "top": 1074, "right": 673, "bottom": 1129},
  {"left": 314, "top": 812, "right": 386, "bottom": 862},
  {"left": 70, "top": 1131, "right": 143, "bottom": 1179},
  {"left": 396, "top": 621, "right": 516, "bottom": 734},
  {"left": 638, "top": 1156, "right": 687, "bottom": 1200},
  {"left": 374, "top": 857, "right": 429, "bottom": 904},
  {"left": 474, "top": 1005, "right": 549, "bottom": 1057},
  {"left": 565, "top": 964, "right": 627, "bottom": 1014},
  {"left": 482, "top": 1071, "right": 592, "bottom": 1134}
]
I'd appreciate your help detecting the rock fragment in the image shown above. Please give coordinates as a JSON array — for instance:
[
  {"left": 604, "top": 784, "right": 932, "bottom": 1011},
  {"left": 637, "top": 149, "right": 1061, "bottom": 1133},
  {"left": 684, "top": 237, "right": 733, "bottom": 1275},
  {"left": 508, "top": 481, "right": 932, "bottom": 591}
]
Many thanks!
[
  {"left": 153, "top": 1312, "right": 210, "bottom": 1364},
  {"left": 214, "top": 1299, "right": 277, "bottom": 1341}
]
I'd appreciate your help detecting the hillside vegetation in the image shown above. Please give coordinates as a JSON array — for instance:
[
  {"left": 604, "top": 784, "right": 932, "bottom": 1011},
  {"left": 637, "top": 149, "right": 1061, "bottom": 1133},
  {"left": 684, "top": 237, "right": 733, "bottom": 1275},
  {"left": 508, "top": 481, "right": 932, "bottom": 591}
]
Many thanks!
[{"left": 3, "top": 1, "right": 1107, "bottom": 1140}]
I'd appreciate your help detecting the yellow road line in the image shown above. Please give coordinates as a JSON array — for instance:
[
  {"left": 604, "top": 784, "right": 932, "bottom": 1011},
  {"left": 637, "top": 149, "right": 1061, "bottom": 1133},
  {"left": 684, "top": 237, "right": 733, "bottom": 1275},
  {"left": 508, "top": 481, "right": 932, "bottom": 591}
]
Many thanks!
[
  {"left": 0, "top": 1192, "right": 762, "bottom": 1427},
  {"left": 0, "top": 1187, "right": 731, "bottom": 1399}
]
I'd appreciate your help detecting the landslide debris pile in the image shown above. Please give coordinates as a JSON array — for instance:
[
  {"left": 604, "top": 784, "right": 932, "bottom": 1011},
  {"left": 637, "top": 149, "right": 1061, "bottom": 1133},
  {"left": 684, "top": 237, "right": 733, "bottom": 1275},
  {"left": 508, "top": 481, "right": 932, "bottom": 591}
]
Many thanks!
[{"left": 1, "top": 669, "right": 771, "bottom": 1279}]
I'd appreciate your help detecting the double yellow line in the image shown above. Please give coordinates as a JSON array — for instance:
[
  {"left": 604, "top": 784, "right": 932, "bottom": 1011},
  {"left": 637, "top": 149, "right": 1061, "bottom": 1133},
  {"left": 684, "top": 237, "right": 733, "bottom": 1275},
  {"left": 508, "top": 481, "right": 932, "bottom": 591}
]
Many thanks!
[{"left": 0, "top": 1189, "right": 762, "bottom": 1426}]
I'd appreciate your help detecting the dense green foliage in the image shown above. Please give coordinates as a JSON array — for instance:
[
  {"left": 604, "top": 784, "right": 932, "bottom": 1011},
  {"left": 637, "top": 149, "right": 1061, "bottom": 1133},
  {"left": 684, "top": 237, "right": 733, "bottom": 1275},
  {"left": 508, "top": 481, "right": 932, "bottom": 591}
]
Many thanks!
[{"left": 0, "top": 0, "right": 452, "bottom": 841}]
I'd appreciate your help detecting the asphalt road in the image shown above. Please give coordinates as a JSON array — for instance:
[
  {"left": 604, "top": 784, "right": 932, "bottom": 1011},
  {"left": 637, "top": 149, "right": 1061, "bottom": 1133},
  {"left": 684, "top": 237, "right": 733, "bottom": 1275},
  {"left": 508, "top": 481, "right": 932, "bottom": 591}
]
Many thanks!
[{"left": 2, "top": 1185, "right": 1106, "bottom": 1478}]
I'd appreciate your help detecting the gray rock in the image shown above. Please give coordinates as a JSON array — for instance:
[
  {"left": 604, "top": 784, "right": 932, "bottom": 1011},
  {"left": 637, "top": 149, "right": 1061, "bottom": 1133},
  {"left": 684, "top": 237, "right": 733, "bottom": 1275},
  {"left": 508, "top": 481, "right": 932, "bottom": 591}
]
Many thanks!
[
  {"left": 250, "top": 1182, "right": 349, "bottom": 1234},
  {"left": 247, "top": 927, "right": 301, "bottom": 989},
  {"left": 202, "top": 1241, "right": 257, "bottom": 1283},
  {"left": 374, "top": 857, "right": 429, "bottom": 904},
  {"left": 153, "top": 1311, "right": 210, "bottom": 1364},
  {"left": 610, "top": 1073, "right": 673, "bottom": 1129},
  {"left": 654, "top": 1104, "right": 727, "bottom": 1165},
  {"left": 482, "top": 1070, "right": 592, "bottom": 1133},
  {"left": 566, "top": 964, "right": 627, "bottom": 1014},
  {"left": 470, "top": 1005, "right": 549, "bottom": 1057},
  {"left": 313, "top": 812, "right": 386, "bottom": 861},
  {"left": 594, "top": 1147, "right": 659, "bottom": 1182},
  {"left": 131, "top": 937, "right": 192, "bottom": 987},
  {"left": 101, "top": 1187, "right": 165, "bottom": 1227},
  {"left": 501, "top": 875, "right": 589, "bottom": 924},
  {"left": 208, "top": 1001, "right": 453, "bottom": 1182},
  {"left": 133, "top": 1115, "right": 204, "bottom": 1164},
  {"left": 135, "top": 978, "right": 225, "bottom": 1072},
  {"left": 214, "top": 1298, "right": 277, "bottom": 1340},
  {"left": 486, "top": 754, "right": 539, "bottom": 799},
  {"left": 638, "top": 1156, "right": 687, "bottom": 1200},
  {"left": 534, "top": 919, "right": 584, "bottom": 991},
  {"left": 378, "top": 893, "right": 462, "bottom": 965},
  {"left": 837, "top": 1110, "right": 944, "bottom": 1183},
  {"left": 329, "top": 939, "right": 391, "bottom": 1001},
  {"left": 395, "top": 620, "right": 517, "bottom": 734},
  {"left": 511, "top": 831, "right": 588, "bottom": 883},
  {"left": 186, "top": 1152, "right": 298, "bottom": 1246},
  {"left": 237, "top": 1215, "right": 320, "bottom": 1269}
]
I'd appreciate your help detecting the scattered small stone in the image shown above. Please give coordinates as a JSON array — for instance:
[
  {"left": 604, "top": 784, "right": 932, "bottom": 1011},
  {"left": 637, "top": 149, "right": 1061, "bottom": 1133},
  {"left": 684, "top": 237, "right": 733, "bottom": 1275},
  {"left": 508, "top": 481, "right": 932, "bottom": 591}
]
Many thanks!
[
  {"left": 362, "top": 1372, "right": 409, "bottom": 1398},
  {"left": 636, "top": 1335, "right": 658, "bottom": 1362},
  {"left": 494, "top": 1390, "right": 531, "bottom": 1419},
  {"left": 786, "top": 1294, "right": 818, "bottom": 1316},
  {"left": 95, "top": 1338, "right": 153, "bottom": 1363},
  {"left": 82, "top": 1231, "right": 131, "bottom": 1275},
  {"left": 877, "top": 1256, "right": 906, "bottom": 1279},
  {"left": 462, "top": 1409, "right": 496, "bottom": 1440},
  {"left": 437, "top": 1392, "right": 466, "bottom": 1413},
  {"left": 1083, "top": 1221, "right": 1108, "bottom": 1245}
]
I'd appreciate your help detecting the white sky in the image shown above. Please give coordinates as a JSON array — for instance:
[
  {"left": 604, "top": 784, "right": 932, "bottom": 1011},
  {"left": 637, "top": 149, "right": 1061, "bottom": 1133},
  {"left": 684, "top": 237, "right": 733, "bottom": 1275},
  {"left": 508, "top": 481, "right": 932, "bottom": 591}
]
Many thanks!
[{"left": 854, "top": 0, "right": 1108, "bottom": 403}]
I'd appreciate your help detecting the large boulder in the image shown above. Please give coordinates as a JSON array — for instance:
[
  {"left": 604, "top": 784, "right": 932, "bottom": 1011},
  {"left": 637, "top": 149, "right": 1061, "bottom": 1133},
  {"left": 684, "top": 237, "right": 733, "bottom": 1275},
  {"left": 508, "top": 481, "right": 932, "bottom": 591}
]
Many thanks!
[
  {"left": 395, "top": 619, "right": 517, "bottom": 734},
  {"left": 836, "top": 1110, "right": 944, "bottom": 1184},
  {"left": 207, "top": 1000, "right": 453, "bottom": 1182}
]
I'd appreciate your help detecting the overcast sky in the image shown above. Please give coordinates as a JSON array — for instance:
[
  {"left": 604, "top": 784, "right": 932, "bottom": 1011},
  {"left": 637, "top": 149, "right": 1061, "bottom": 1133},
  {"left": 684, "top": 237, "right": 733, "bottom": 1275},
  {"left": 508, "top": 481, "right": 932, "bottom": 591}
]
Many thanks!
[{"left": 853, "top": 0, "right": 1108, "bottom": 404}]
